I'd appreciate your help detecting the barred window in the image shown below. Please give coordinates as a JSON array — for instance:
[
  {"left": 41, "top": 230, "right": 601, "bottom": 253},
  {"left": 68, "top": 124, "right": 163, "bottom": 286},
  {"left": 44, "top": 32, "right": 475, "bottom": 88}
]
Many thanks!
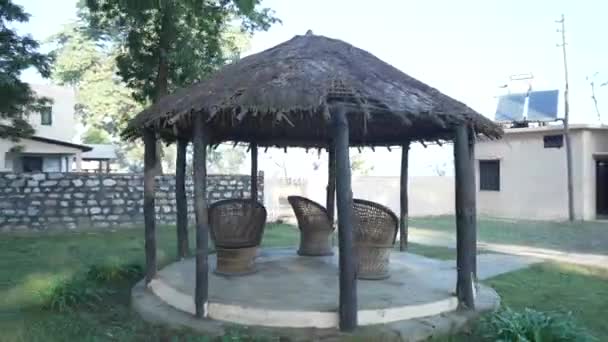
[{"left": 479, "top": 160, "right": 500, "bottom": 191}]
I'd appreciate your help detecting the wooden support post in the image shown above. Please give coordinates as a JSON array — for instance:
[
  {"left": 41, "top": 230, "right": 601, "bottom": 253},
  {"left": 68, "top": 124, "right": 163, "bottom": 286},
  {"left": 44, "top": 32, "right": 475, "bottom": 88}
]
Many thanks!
[
  {"left": 332, "top": 107, "right": 357, "bottom": 331},
  {"left": 251, "top": 143, "right": 258, "bottom": 202},
  {"left": 326, "top": 141, "right": 336, "bottom": 222},
  {"left": 193, "top": 115, "right": 209, "bottom": 317},
  {"left": 176, "top": 138, "right": 189, "bottom": 259},
  {"left": 468, "top": 128, "right": 477, "bottom": 279},
  {"left": 399, "top": 142, "right": 410, "bottom": 251},
  {"left": 143, "top": 129, "right": 159, "bottom": 283},
  {"left": 454, "top": 124, "right": 476, "bottom": 309}
]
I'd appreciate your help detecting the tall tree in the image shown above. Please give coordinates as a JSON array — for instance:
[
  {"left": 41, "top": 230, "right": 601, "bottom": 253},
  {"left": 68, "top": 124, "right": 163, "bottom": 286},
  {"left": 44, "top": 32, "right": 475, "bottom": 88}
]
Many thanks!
[
  {"left": 0, "top": 0, "right": 53, "bottom": 140},
  {"left": 50, "top": 18, "right": 256, "bottom": 172},
  {"left": 83, "top": 0, "right": 278, "bottom": 173},
  {"left": 50, "top": 23, "right": 144, "bottom": 170}
]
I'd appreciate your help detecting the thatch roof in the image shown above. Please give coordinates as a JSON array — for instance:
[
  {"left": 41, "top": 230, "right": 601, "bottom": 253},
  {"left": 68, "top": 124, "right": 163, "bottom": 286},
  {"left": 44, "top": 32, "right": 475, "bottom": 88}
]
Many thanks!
[{"left": 124, "top": 31, "right": 502, "bottom": 147}]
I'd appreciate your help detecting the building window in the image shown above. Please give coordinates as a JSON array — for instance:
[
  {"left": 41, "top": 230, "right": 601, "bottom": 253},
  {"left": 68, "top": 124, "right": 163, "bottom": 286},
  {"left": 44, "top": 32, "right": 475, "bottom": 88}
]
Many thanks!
[
  {"left": 40, "top": 107, "right": 53, "bottom": 126},
  {"left": 22, "top": 156, "right": 43, "bottom": 172},
  {"left": 479, "top": 160, "right": 500, "bottom": 191},
  {"left": 543, "top": 134, "right": 563, "bottom": 148}
]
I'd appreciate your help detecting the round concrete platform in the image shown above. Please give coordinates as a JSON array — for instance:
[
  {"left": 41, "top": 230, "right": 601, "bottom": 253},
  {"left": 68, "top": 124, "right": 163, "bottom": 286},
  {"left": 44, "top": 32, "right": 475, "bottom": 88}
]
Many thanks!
[{"left": 136, "top": 247, "right": 499, "bottom": 339}]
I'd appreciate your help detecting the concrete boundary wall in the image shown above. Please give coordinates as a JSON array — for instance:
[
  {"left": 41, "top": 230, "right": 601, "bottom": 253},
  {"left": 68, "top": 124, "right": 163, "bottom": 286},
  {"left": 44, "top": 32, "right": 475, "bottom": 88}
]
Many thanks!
[{"left": 264, "top": 176, "right": 454, "bottom": 221}]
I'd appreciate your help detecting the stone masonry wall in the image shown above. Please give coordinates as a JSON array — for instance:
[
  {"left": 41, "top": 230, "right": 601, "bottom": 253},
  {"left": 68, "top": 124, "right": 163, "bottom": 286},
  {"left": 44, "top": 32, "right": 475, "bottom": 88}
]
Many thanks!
[{"left": 0, "top": 172, "right": 263, "bottom": 232}]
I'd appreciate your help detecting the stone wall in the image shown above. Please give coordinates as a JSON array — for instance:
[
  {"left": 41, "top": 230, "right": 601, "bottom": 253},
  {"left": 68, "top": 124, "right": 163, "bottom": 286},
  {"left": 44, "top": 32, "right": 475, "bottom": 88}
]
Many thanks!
[{"left": 0, "top": 172, "right": 263, "bottom": 232}]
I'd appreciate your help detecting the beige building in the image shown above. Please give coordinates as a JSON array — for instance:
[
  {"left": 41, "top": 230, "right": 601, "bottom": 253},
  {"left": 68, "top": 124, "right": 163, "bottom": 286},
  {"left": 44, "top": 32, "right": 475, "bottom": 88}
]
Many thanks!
[
  {"left": 476, "top": 124, "right": 608, "bottom": 221},
  {"left": 0, "top": 84, "right": 91, "bottom": 172}
]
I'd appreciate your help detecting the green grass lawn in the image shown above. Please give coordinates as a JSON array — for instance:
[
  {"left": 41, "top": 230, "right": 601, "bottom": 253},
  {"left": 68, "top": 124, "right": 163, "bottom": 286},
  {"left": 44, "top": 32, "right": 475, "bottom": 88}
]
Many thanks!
[
  {"left": 0, "top": 224, "right": 301, "bottom": 342},
  {"left": 439, "top": 262, "right": 608, "bottom": 341},
  {"left": 411, "top": 216, "right": 608, "bottom": 255},
  {"left": 2, "top": 223, "right": 607, "bottom": 341},
  {"left": 486, "top": 262, "right": 608, "bottom": 340},
  {"left": 0, "top": 224, "right": 456, "bottom": 341}
]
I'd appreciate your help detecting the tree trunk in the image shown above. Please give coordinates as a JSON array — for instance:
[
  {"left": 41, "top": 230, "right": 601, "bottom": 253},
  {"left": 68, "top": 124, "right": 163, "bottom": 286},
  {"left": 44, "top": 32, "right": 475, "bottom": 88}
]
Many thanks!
[
  {"left": 454, "top": 124, "right": 476, "bottom": 310},
  {"left": 176, "top": 138, "right": 189, "bottom": 259},
  {"left": 143, "top": 129, "right": 159, "bottom": 283},
  {"left": 151, "top": 8, "right": 171, "bottom": 175},
  {"left": 332, "top": 107, "right": 357, "bottom": 331},
  {"left": 399, "top": 142, "right": 409, "bottom": 251},
  {"left": 193, "top": 114, "right": 209, "bottom": 317}
]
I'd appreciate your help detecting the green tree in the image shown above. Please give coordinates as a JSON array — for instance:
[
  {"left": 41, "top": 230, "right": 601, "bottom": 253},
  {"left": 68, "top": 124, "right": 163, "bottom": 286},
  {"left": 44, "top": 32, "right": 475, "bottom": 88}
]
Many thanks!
[
  {"left": 50, "top": 23, "right": 144, "bottom": 170},
  {"left": 208, "top": 145, "right": 247, "bottom": 174},
  {"left": 351, "top": 153, "right": 374, "bottom": 176},
  {"left": 81, "top": 127, "right": 111, "bottom": 144},
  {"left": 83, "top": 0, "right": 278, "bottom": 172},
  {"left": 50, "top": 19, "right": 256, "bottom": 172},
  {"left": 84, "top": 0, "right": 277, "bottom": 105},
  {"left": 0, "top": 0, "right": 53, "bottom": 140}
]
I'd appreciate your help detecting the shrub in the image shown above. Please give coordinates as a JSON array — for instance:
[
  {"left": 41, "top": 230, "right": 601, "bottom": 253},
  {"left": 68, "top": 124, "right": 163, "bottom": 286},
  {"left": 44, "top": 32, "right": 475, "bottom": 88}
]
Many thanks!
[
  {"left": 39, "top": 263, "right": 143, "bottom": 312},
  {"left": 86, "top": 262, "right": 143, "bottom": 284},
  {"left": 41, "top": 276, "right": 114, "bottom": 312},
  {"left": 480, "top": 307, "right": 596, "bottom": 342}
]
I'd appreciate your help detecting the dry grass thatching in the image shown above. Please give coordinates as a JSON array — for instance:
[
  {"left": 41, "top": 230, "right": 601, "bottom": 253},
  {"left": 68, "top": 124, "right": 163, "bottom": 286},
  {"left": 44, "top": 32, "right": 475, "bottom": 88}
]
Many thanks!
[{"left": 124, "top": 31, "right": 502, "bottom": 147}]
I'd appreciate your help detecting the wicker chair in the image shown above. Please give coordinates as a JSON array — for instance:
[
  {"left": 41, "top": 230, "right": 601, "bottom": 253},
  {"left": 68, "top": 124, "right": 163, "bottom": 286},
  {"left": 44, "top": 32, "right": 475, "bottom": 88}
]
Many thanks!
[
  {"left": 353, "top": 199, "right": 398, "bottom": 280},
  {"left": 209, "top": 199, "right": 267, "bottom": 276},
  {"left": 287, "top": 196, "right": 335, "bottom": 256}
]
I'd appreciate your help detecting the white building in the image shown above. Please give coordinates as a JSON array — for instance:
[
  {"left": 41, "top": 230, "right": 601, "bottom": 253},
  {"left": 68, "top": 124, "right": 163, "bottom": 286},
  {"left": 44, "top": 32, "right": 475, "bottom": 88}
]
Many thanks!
[
  {"left": 0, "top": 84, "right": 91, "bottom": 172},
  {"left": 476, "top": 124, "right": 608, "bottom": 221}
]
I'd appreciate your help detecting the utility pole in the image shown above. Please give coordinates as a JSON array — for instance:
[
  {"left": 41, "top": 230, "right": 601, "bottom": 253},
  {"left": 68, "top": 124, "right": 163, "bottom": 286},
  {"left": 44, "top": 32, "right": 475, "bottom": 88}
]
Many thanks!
[{"left": 557, "top": 14, "right": 575, "bottom": 221}]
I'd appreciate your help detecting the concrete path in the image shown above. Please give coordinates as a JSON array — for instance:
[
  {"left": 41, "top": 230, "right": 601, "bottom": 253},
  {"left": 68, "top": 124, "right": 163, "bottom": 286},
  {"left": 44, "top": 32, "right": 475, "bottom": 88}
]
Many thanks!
[
  {"left": 427, "top": 253, "right": 540, "bottom": 280},
  {"left": 409, "top": 227, "right": 608, "bottom": 270}
]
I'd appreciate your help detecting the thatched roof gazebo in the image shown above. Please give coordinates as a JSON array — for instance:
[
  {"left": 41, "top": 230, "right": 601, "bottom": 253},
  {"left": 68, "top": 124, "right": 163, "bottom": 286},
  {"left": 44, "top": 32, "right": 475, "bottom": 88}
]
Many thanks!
[{"left": 125, "top": 31, "right": 502, "bottom": 332}]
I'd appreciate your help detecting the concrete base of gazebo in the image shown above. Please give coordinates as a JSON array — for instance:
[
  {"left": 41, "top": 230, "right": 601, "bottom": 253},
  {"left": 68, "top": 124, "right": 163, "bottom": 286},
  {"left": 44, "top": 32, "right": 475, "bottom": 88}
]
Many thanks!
[{"left": 132, "top": 248, "right": 499, "bottom": 340}]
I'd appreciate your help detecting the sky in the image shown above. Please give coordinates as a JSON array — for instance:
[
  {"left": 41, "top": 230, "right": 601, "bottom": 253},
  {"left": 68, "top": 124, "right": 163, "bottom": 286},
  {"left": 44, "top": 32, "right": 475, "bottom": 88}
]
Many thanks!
[{"left": 14, "top": 0, "right": 608, "bottom": 177}]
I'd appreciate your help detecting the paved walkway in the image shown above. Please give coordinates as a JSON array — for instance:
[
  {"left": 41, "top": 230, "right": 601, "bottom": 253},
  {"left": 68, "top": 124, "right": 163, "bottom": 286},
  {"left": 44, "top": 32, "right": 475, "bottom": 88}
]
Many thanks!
[{"left": 409, "top": 228, "right": 608, "bottom": 270}]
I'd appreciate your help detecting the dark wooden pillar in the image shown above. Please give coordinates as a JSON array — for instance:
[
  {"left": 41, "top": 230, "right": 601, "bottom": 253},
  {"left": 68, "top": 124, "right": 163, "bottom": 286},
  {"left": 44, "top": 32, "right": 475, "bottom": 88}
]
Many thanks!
[
  {"left": 326, "top": 141, "right": 336, "bottom": 222},
  {"left": 468, "top": 128, "right": 477, "bottom": 279},
  {"left": 176, "top": 138, "right": 189, "bottom": 259},
  {"left": 332, "top": 107, "right": 357, "bottom": 331},
  {"left": 399, "top": 142, "right": 410, "bottom": 251},
  {"left": 251, "top": 143, "right": 258, "bottom": 202},
  {"left": 454, "top": 124, "right": 476, "bottom": 309},
  {"left": 193, "top": 114, "right": 209, "bottom": 317},
  {"left": 143, "top": 129, "right": 159, "bottom": 283}
]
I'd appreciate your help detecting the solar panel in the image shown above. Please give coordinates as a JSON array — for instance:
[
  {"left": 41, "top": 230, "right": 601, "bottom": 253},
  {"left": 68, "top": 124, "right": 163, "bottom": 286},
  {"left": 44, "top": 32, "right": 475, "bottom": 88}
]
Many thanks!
[
  {"left": 527, "top": 90, "right": 559, "bottom": 121},
  {"left": 495, "top": 93, "right": 526, "bottom": 121}
]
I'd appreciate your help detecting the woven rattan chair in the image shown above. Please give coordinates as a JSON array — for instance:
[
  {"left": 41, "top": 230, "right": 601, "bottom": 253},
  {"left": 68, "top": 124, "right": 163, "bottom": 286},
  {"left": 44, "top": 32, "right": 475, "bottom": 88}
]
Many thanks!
[
  {"left": 353, "top": 199, "right": 398, "bottom": 280},
  {"left": 209, "top": 199, "right": 267, "bottom": 276},
  {"left": 287, "top": 196, "right": 335, "bottom": 256}
]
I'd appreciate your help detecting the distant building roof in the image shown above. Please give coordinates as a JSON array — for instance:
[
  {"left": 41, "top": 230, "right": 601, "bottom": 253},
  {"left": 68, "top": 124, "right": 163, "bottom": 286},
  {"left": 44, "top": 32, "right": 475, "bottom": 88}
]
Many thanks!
[
  {"left": 0, "top": 125, "right": 92, "bottom": 152},
  {"left": 81, "top": 144, "right": 118, "bottom": 160},
  {"left": 29, "top": 135, "right": 93, "bottom": 152}
]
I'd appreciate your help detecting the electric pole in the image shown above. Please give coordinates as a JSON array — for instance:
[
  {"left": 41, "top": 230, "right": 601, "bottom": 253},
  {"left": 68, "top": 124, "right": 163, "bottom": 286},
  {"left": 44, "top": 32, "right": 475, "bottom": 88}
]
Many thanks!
[{"left": 557, "top": 14, "right": 575, "bottom": 221}]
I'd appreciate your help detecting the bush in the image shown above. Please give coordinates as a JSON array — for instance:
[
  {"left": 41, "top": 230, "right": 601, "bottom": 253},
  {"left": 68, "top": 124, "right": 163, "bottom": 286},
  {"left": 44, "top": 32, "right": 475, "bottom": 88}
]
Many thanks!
[
  {"left": 480, "top": 307, "right": 596, "bottom": 342},
  {"left": 86, "top": 262, "right": 143, "bottom": 283},
  {"left": 40, "top": 262, "right": 143, "bottom": 312},
  {"left": 41, "top": 276, "right": 114, "bottom": 312}
]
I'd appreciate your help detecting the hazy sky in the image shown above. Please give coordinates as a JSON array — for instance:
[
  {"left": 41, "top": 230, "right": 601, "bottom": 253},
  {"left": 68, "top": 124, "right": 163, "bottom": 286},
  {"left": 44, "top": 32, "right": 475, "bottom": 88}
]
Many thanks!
[{"left": 14, "top": 0, "right": 608, "bottom": 176}]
